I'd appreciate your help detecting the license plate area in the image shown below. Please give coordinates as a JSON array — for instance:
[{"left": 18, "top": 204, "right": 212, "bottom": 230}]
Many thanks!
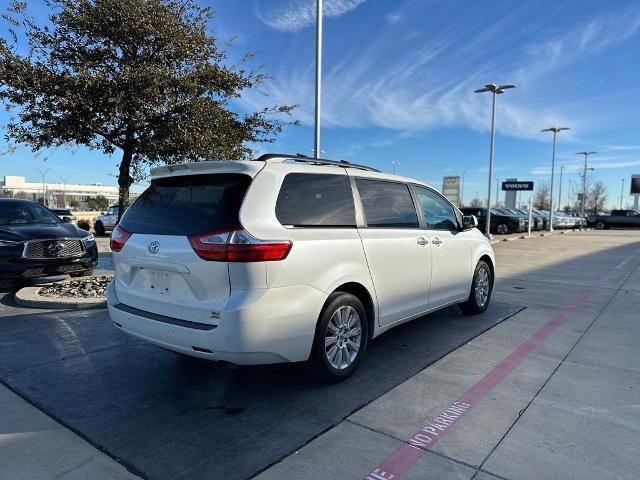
[{"left": 148, "top": 270, "right": 171, "bottom": 295}]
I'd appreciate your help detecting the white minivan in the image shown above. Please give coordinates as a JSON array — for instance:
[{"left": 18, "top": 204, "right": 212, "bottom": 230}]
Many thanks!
[{"left": 107, "top": 154, "right": 495, "bottom": 381}]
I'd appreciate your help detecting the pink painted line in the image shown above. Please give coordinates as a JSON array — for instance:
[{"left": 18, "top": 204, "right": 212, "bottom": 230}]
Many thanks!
[{"left": 364, "top": 251, "right": 637, "bottom": 480}]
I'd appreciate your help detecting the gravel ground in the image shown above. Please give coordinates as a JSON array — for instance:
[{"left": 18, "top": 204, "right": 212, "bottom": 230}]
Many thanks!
[{"left": 38, "top": 275, "right": 112, "bottom": 298}]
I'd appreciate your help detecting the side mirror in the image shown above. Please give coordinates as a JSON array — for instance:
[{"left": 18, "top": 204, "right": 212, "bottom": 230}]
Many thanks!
[
  {"left": 62, "top": 217, "right": 72, "bottom": 223},
  {"left": 462, "top": 215, "right": 478, "bottom": 230},
  {"left": 101, "top": 211, "right": 107, "bottom": 215}
]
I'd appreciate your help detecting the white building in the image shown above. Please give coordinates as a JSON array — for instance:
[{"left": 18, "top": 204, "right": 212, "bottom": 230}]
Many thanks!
[{"left": 0, "top": 175, "right": 123, "bottom": 209}]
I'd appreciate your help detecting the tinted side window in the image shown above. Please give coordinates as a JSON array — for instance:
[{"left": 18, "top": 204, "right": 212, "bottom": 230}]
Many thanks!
[
  {"left": 415, "top": 187, "right": 458, "bottom": 231},
  {"left": 276, "top": 173, "right": 356, "bottom": 227},
  {"left": 356, "top": 179, "right": 419, "bottom": 228}
]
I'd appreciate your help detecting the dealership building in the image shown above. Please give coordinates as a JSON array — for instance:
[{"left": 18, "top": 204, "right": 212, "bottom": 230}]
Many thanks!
[{"left": 0, "top": 175, "right": 121, "bottom": 209}]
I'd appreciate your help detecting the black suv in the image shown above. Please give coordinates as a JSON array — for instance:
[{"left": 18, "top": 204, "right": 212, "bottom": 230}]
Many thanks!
[
  {"left": 461, "top": 207, "right": 526, "bottom": 234},
  {"left": 0, "top": 199, "right": 98, "bottom": 279}
]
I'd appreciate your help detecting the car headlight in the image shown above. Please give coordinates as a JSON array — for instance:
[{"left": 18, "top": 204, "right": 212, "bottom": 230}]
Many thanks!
[
  {"left": 83, "top": 233, "right": 95, "bottom": 243},
  {"left": 0, "top": 240, "right": 21, "bottom": 247}
]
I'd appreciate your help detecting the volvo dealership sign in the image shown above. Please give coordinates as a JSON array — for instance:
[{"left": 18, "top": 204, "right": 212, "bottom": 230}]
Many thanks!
[{"left": 502, "top": 181, "right": 534, "bottom": 191}]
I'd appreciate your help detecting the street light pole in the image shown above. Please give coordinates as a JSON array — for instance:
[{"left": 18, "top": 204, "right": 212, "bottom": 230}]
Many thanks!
[
  {"left": 620, "top": 178, "right": 625, "bottom": 209},
  {"left": 474, "top": 83, "right": 516, "bottom": 238},
  {"left": 541, "top": 127, "right": 570, "bottom": 231},
  {"left": 461, "top": 171, "right": 467, "bottom": 207},
  {"left": 576, "top": 151, "right": 597, "bottom": 219},
  {"left": 391, "top": 161, "right": 399, "bottom": 175},
  {"left": 313, "top": 0, "right": 323, "bottom": 159},
  {"left": 60, "top": 176, "right": 70, "bottom": 208}
]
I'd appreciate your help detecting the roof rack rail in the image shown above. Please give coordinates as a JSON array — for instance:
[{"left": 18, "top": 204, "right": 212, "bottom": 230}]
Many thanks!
[{"left": 254, "top": 153, "right": 380, "bottom": 172}]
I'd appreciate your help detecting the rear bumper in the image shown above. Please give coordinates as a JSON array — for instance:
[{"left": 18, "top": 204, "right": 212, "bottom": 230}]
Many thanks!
[{"left": 107, "top": 281, "right": 328, "bottom": 365}]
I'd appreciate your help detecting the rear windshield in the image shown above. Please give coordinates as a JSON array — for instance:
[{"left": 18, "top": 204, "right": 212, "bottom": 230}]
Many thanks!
[{"left": 120, "top": 174, "right": 251, "bottom": 236}]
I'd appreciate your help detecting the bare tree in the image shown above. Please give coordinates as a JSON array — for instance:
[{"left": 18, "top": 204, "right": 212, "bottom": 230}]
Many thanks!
[
  {"left": 470, "top": 198, "right": 483, "bottom": 207},
  {"left": 533, "top": 181, "right": 550, "bottom": 210},
  {"left": 587, "top": 181, "right": 607, "bottom": 215}
]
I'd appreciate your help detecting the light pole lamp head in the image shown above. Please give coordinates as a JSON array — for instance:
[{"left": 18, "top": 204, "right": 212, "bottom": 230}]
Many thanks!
[
  {"left": 541, "top": 127, "right": 570, "bottom": 133},
  {"left": 474, "top": 83, "right": 516, "bottom": 94},
  {"left": 575, "top": 151, "right": 597, "bottom": 156}
]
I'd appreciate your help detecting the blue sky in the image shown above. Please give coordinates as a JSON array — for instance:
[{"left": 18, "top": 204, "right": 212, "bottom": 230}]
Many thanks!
[{"left": 2, "top": 0, "right": 640, "bottom": 207}]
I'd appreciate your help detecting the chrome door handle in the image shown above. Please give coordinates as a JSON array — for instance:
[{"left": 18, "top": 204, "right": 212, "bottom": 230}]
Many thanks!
[
  {"left": 432, "top": 237, "right": 443, "bottom": 246},
  {"left": 417, "top": 236, "right": 428, "bottom": 246}
]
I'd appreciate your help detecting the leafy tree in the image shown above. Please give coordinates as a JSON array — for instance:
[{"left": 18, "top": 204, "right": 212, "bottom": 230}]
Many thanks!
[
  {"left": 533, "top": 181, "right": 550, "bottom": 210},
  {"left": 69, "top": 199, "right": 80, "bottom": 209},
  {"left": 0, "top": 0, "right": 296, "bottom": 220},
  {"left": 87, "top": 194, "right": 109, "bottom": 211}
]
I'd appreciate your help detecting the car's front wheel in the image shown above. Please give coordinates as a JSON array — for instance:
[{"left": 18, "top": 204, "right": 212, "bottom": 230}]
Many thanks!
[
  {"left": 496, "top": 223, "right": 510, "bottom": 234},
  {"left": 594, "top": 220, "right": 606, "bottom": 230},
  {"left": 307, "top": 292, "right": 368, "bottom": 382},
  {"left": 459, "top": 260, "right": 493, "bottom": 315}
]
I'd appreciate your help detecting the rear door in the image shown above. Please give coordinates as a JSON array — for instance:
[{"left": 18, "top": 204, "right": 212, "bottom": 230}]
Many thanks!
[
  {"left": 354, "top": 178, "right": 431, "bottom": 326},
  {"left": 114, "top": 170, "right": 253, "bottom": 325},
  {"left": 413, "top": 186, "right": 472, "bottom": 308}
]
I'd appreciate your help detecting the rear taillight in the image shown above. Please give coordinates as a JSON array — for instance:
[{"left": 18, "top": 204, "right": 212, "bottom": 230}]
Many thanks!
[
  {"left": 189, "top": 228, "right": 292, "bottom": 262},
  {"left": 110, "top": 225, "right": 132, "bottom": 252}
]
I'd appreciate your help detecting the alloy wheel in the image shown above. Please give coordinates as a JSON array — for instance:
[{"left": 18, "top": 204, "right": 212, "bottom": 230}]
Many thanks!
[
  {"left": 325, "top": 305, "right": 363, "bottom": 370},
  {"left": 475, "top": 267, "right": 490, "bottom": 307}
]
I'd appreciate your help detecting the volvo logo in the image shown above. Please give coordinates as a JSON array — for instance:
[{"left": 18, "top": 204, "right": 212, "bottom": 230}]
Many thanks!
[
  {"left": 47, "top": 241, "right": 65, "bottom": 256},
  {"left": 148, "top": 241, "right": 160, "bottom": 254}
]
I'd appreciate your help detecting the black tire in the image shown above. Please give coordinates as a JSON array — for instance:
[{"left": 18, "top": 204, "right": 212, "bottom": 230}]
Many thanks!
[
  {"left": 94, "top": 221, "right": 106, "bottom": 236},
  {"left": 306, "top": 292, "right": 369, "bottom": 382},
  {"left": 594, "top": 220, "right": 606, "bottom": 230},
  {"left": 458, "top": 260, "right": 493, "bottom": 315},
  {"left": 496, "top": 223, "right": 511, "bottom": 235},
  {"left": 70, "top": 268, "right": 94, "bottom": 278}
]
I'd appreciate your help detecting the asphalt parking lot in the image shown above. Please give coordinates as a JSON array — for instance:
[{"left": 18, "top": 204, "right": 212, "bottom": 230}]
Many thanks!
[{"left": 1, "top": 230, "right": 639, "bottom": 480}]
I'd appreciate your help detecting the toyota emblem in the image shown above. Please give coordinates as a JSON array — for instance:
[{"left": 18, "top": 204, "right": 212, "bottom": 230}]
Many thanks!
[{"left": 148, "top": 241, "right": 160, "bottom": 254}]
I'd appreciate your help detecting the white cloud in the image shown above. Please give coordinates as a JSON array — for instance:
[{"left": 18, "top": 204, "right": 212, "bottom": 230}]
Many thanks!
[
  {"left": 242, "top": 3, "right": 640, "bottom": 140},
  {"left": 385, "top": 11, "right": 403, "bottom": 25},
  {"left": 256, "top": 0, "right": 366, "bottom": 32}
]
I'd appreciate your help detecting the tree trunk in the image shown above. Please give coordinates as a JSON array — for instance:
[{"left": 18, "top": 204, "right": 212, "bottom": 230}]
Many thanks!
[{"left": 117, "top": 147, "right": 133, "bottom": 223}]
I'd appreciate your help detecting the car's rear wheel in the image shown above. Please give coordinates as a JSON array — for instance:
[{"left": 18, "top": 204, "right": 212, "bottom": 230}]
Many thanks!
[
  {"left": 94, "top": 221, "right": 106, "bottom": 236},
  {"left": 307, "top": 292, "right": 368, "bottom": 382},
  {"left": 496, "top": 223, "right": 510, "bottom": 234},
  {"left": 459, "top": 260, "right": 492, "bottom": 315},
  {"left": 595, "top": 220, "right": 606, "bottom": 230}
]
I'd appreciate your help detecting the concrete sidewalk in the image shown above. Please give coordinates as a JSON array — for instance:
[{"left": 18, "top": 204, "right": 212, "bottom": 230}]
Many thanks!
[
  {"left": 257, "top": 231, "right": 640, "bottom": 480},
  {"left": 0, "top": 385, "right": 138, "bottom": 480}
]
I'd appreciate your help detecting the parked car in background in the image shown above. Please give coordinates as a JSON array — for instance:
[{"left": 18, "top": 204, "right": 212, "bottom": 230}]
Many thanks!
[
  {"left": 496, "top": 208, "right": 532, "bottom": 231},
  {"left": 461, "top": 207, "right": 526, "bottom": 234},
  {"left": 94, "top": 205, "right": 119, "bottom": 236},
  {"left": 107, "top": 153, "right": 495, "bottom": 381},
  {"left": 50, "top": 208, "right": 77, "bottom": 226},
  {"left": 513, "top": 208, "right": 544, "bottom": 230},
  {"left": 587, "top": 209, "right": 640, "bottom": 229},
  {"left": 0, "top": 199, "right": 97, "bottom": 279}
]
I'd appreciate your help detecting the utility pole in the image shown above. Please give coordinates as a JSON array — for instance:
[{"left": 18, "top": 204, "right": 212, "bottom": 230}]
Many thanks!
[
  {"left": 557, "top": 165, "right": 564, "bottom": 211},
  {"left": 474, "top": 83, "right": 516, "bottom": 237},
  {"left": 313, "top": 0, "right": 323, "bottom": 159},
  {"left": 495, "top": 177, "right": 499, "bottom": 207},
  {"left": 461, "top": 171, "right": 467, "bottom": 208},
  {"left": 576, "top": 151, "right": 597, "bottom": 219},
  {"left": 620, "top": 178, "right": 625, "bottom": 209}
]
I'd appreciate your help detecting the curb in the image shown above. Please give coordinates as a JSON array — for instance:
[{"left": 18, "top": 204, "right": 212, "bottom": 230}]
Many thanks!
[
  {"left": 489, "top": 228, "right": 592, "bottom": 245},
  {"left": 14, "top": 276, "right": 108, "bottom": 310}
]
